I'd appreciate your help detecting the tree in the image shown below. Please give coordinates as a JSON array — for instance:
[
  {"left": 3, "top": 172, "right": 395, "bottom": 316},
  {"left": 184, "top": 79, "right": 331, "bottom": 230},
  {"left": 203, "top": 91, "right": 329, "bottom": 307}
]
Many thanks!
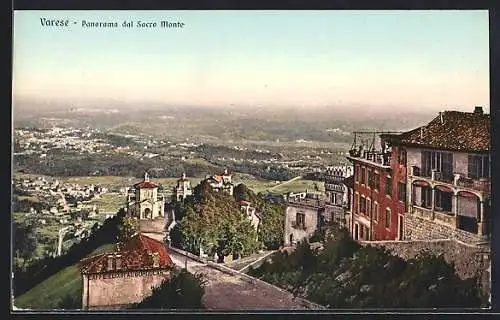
[
  {"left": 233, "top": 183, "right": 251, "bottom": 202},
  {"left": 178, "top": 187, "right": 260, "bottom": 259},
  {"left": 257, "top": 203, "right": 285, "bottom": 250},
  {"left": 233, "top": 183, "right": 285, "bottom": 250},
  {"left": 56, "top": 293, "right": 81, "bottom": 309},
  {"left": 13, "top": 221, "right": 38, "bottom": 270},
  {"left": 118, "top": 215, "right": 139, "bottom": 243},
  {"left": 134, "top": 270, "right": 207, "bottom": 309},
  {"left": 248, "top": 227, "right": 485, "bottom": 309}
]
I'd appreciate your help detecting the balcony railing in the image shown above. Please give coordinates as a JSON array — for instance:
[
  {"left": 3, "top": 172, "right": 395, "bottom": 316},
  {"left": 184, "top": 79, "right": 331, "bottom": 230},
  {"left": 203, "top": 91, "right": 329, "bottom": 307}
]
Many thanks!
[
  {"left": 324, "top": 183, "right": 344, "bottom": 192},
  {"left": 456, "top": 177, "right": 490, "bottom": 193},
  {"left": 348, "top": 149, "right": 391, "bottom": 167},
  {"left": 410, "top": 167, "right": 490, "bottom": 193},
  {"left": 287, "top": 198, "right": 325, "bottom": 208}
]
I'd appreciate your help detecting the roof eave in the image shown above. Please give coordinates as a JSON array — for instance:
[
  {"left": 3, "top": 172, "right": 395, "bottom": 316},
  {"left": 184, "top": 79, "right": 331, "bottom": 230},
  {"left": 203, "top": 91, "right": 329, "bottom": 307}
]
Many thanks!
[{"left": 398, "top": 142, "right": 490, "bottom": 153}]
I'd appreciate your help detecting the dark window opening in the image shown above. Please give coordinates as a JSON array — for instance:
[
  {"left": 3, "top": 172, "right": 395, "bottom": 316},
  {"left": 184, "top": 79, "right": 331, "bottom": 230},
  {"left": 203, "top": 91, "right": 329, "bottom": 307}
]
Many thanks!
[
  {"left": 458, "top": 216, "right": 478, "bottom": 234},
  {"left": 373, "top": 173, "right": 380, "bottom": 191},
  {"left": 360, "top": 197, "right": 366, "bottom": 214},
  {"left": 468, "top": 155, "right": 490, "bottom": 180},
  {"left": 385, "top": 208, "right": 391, "bottom": 229},
  {"left": 386, "top": 177, "right": 392, "bottom": 197},
  {"left": 296, "top": 212, "right": 305, "bottom": 227},
  {"left": 398, "top": 182, "right": 406, "bottom": 202},
  {"left": 421, "top": 151, "right": 453, "bottom": 181},
  {"left": 368, "top": 169, "right": 373, "bottom": 188},
  {"left": 435, "top": 190, "right": 452, "bottom": 212}
]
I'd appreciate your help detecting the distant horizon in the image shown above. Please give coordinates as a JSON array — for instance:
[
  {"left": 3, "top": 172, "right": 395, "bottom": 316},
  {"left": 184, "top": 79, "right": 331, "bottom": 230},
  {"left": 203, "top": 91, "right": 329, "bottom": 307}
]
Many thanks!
[
  {"left": 13, "top": 95, "right": 489, "bottom": 116},
  {"left": 13, "top": 10, "right": 489, "bottom": 112}
]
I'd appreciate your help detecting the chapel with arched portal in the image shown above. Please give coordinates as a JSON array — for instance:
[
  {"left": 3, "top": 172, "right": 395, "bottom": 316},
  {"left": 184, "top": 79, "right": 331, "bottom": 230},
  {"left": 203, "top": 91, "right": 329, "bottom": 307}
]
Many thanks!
[{"left": 126, "top": 172, "right": 165, "bottom": 220}]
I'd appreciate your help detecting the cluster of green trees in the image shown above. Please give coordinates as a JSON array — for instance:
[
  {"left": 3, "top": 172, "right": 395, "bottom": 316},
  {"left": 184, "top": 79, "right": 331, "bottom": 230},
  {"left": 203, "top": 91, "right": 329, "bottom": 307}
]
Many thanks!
[
  {"left": 13, "top": 221, "right": 38, "bottom": 271},
  {"left": 249, "top": 225, "right": 487, "bottom": 308},
  {"left": 133, "top": 270, "right": 206, "bottom": 309},
  {"left": 14, "top": 145, "right": 299, "bottom": 182},
  {"left": 170, "top": 182, "right": 285, "bottom": 260},
  {"left": 12, "top": 196, "right": 51, "bottom": 213},
  {"left": 13, "top": 152, "right": 221, "bottom": 178}
]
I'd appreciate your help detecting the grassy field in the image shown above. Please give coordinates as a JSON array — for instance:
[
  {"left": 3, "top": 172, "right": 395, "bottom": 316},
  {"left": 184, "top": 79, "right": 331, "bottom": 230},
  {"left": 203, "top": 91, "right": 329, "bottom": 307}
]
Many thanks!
[
  {"left": 16, "top": 195, "right": 41, "bottom": 203},
  {"left": 13, "top": 244, "right": 116, "bottom": 310},
  {"left": 233, "top": 178, "right": 277, "bottom": 194},
  {"left": 267, "top": 179, "right": 325, "bottom": 195},
  {"left": 12, "top": 212, "right": 29, "bottom": 223},
  {"left": 86, "top": 193, "right": 126, "bottom": 213},
  {"left": 58, "top": 176, "right": 135, "bottom": 187}
]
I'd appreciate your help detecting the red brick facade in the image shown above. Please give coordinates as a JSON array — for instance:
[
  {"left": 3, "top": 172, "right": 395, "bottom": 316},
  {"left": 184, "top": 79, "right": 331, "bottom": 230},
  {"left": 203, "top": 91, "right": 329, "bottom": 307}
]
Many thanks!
[{"left": 348, "top": 142, "right": 407, "bottom": 241}]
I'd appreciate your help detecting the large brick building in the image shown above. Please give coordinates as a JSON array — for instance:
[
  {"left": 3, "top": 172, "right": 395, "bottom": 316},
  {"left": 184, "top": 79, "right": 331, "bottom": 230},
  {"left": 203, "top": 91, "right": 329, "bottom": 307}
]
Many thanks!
[
  {"left": 382, "top": 107, "right": 490, "bottom": 245},
  {"left": 79, "top": 233, "right": 175, "bottom": 309},
  {"left": 346, "top": 132, "right": 407, "bottom": 241}
]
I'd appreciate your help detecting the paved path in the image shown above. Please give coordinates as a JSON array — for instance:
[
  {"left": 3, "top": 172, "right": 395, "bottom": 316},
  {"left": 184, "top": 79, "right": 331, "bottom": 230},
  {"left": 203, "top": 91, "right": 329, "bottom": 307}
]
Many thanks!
[
  {"left": 168, "top": 250, "right": 310, "bottom": 310},
  {"left": 268, "top": 176, "right": 303, "bottom": 191},
  {"left": 141, "top": 219, "right": 317, "bottom": 310},
  {"left": 225, "top": 250, "right": 276, "bottom": 272}
]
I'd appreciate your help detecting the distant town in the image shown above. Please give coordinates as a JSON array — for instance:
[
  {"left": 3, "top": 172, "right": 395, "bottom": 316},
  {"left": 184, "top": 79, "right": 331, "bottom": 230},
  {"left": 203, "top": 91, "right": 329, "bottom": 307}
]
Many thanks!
[{"left": 12, "top": 106, "right": 491, "bottom": 310}]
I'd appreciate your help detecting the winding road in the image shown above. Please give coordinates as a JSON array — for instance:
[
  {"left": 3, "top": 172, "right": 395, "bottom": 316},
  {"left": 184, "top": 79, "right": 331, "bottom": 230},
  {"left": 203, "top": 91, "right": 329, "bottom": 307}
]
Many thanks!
[{"left": 141, "top": 217, "right": 320, "bottom": 310}]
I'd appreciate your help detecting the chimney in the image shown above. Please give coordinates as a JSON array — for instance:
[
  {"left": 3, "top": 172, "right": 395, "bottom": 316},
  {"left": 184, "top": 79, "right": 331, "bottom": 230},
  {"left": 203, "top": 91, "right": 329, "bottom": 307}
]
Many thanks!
[
  {"left": 474, "top": 106, "right": 484, "bottom": 114},
  {"left": 439, "top": 112, "right": 444, "bottom": 124},
  {"left": 420, "top": 127, "right": 424, "bottom": 139}
]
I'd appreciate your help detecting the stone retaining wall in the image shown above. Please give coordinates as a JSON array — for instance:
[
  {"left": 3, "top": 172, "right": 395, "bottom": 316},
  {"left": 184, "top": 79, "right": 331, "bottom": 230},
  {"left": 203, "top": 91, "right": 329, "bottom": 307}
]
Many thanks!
[
  {"left": 360, "top": 239, "right": 490, "bottom": 297},
  {"left": 404, "top": 213, "right": 487, "bottom": 245}
]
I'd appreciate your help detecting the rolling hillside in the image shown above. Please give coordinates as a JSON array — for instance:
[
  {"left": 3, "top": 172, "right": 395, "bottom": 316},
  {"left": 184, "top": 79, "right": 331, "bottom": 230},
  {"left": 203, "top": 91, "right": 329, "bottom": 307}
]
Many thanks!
[{"left": 13, "top": 244, "right": 115, "bottom": 310}]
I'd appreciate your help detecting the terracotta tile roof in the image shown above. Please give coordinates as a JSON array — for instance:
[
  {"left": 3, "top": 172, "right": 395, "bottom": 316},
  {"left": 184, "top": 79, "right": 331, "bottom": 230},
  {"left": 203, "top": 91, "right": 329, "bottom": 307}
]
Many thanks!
[
  {"left": 79, "top": 233, "right": 174, "bottom": 274},
  {"left": 212, "top": 175, "right": 223, "bottom": 183},
  {"left": 133, "top": 181, "right": 158, "bottom": 189},
  {"left": 383, "top": 110, "right": 490, "bottom": 153}
]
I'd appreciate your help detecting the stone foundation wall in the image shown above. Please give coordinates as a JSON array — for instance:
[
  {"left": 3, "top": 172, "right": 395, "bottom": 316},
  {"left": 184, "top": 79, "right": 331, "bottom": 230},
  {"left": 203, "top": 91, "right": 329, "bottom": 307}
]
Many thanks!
[
  {"left": 360, "top": 239, "right": 490, "bottom": 297},
  {"left": 139, "top": 218, "right": 167, "bottom": 234},
  {"left": 404, "top": 213, "right": 486, "bottom": 245},
  {"left": 83, "top": 270, "right": 172, "bottom": 308}
]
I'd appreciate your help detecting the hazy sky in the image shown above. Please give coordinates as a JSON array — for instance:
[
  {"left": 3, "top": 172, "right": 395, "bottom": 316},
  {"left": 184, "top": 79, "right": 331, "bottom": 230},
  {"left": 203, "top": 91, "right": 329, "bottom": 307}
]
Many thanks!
[{"left": 13, "top": 10, "right": 489, "bottom": 111}]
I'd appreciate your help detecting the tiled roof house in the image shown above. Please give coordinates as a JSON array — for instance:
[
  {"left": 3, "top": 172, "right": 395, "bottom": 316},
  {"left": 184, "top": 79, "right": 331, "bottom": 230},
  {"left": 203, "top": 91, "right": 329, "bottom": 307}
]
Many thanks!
[
  {"left": 79, "top": 233, "right": 175, "bottom": 309},
  {"left": 382, "top": 106, "right": 491, "bottom": 245}
]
